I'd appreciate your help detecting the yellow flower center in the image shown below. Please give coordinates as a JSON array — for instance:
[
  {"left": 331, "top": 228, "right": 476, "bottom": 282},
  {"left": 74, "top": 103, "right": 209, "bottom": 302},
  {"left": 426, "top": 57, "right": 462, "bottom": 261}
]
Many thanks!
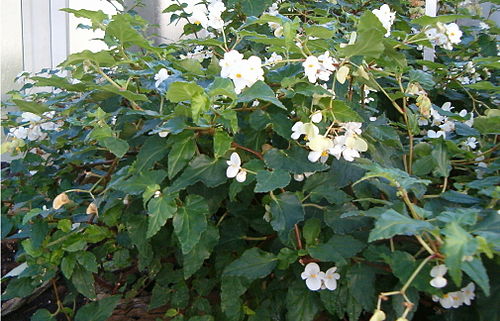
[
  {"left": 308, "top": 64, "right": 314, "bottom": 68},
  {"left": 321, "top": 151, "right": 328, "bottom": 157},
  {"left": 235, "top": 73, "right": 243, "bottom": 78},
  {"left": 311, "top": 274, "right": 317, "bottom": 278}
]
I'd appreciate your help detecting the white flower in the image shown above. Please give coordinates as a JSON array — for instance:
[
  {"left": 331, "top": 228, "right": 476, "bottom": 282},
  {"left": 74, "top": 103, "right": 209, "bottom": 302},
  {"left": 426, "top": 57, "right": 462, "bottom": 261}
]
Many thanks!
[
  {"left": 293, "top": 174, "right": 305, "bottom": 182},
  {"left": 445, "top": 23, "right": 462, "bottom": 44},
  {"left": 439, "top": 120, "right": 455, "bottom": 132},
  {"left": 220, "top": 50, "right": 244, "bottom": 78},
  {"left": 430, "top": 264, "right": 448, "bottom": 288},
  {"left": 9, "top": 127, "right": 28, "bottom": 140},
  {"left": 303, "top": 56, "right": 321, "bottom": 83},
  {"left": 158, "top": 130, "right": 170, "bottom": 138},
  {"left": 342, "top": 135, "right": 368, "bottom": 161},
  {"left": 264, "top": 52, "right": 283, "bottom": 65},
  {"left": 479, "top": 22, "right": 490, "bottom": 30},
  {"left": 307, "top": 135, "right": 334, "bottom": 163},
  {"left": 154, "top": 190, "right": 161, "bottom": 198},
  {"left": 21, "top": 112, "right": 41, "bottom": 122},
  {"left": 427, "top": 130, "right": 446, "bottom": 139},
  {"left": 322, "top": 266, "right": 340, "bottom": 291},
  {"left": 461, "top": 282, "right": 475, "bottom": 305},
  {"left": 372, "top": 4, "right": 396, "bottom": 37},
  {"left": 341, "top": 122, "right": 363, "bottom": 135},
  {"left": 464, "top": 137, "right": 478, "bottom": 149},
  {"left": 154, "top": 68, "right": 169, "bottom": 88},
  {"left": 441, "top": 102, "right": 454, "bottom": 112},
  {"left": 301, "top": 263, "right": 325, "bottom": 291},
  {"left": 226, "top": 152, "right": 246, "bottom": 183},
  {"left": 291, "top": 122, "right": 319, "bottom": 140},
  {"left": 220, "top": 51, "right": 264, "bottom": 94},
  {"left": 310, "top": 111, "right": 323, "bottom": 123},
  {"left": 369, "top": 309, "right": 386, "bottom": 321}
]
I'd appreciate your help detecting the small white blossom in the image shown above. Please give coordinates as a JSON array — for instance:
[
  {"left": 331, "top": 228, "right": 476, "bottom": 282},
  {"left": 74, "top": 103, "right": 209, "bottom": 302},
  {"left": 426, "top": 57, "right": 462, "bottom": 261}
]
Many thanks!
[
  {"left": 264, "top": 52, "right": 283, "bottom": 65},
  {"left": 430, "top": 264, "right": 448, "bottom": 288},
  {"left": 154, "top": 68, "right": 169, "bottom": 88},
  {"left": 427, "top": 129, "right": 446, "bottom": 139},
  {"left": 291, "top": 122, "right": 319, "bottom": 140},
  {"left": 464, "top": 137, "right": 478, "bottom": 149},
  {"left": 445, "top": 23, "right": 462, "bottom": 44},
  {"left": 302, "top": 52, "right": 337, "bottom": 83},
  {"left": 461, "top": 282, "right": 475, "bottom": 305},
  {"left": 372, "top": 4, "right": 396, "bottom": 37},
  {"left": 301, "top": 263, "right": 325, "bottom": 291},
  {"left": 219, "top": 50, "right": 264, "bottom": 94},
  {"left": 310, "top": 111, "right": 323, "bottom": 123},
  {"left": 307, "top": 135, "right": 334, "bottom": 163},
  {"left": 322, "top": 266, "right": 340, "bottom": 291},
  {"left": 226, "top": 152, "right": 247, "bottom": 182}
]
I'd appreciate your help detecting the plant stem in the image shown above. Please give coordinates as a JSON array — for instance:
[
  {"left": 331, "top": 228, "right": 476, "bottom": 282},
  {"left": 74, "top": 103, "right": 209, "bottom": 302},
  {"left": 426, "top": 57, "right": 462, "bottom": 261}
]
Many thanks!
[{"left": 401, "top": 255, "right": 434, "bottom": 293}]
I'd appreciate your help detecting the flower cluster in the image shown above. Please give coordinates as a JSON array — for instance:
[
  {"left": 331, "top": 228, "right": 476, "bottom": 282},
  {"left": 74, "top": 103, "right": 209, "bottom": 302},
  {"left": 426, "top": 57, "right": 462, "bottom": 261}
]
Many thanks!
[
  {"left": 180, "top": 45, "right": 213, "bottom": 62},
  {"left": 226, "top": 152, "right": 247, "bottom": 182},
  {"left": 302, "top": 51, "right": 338, "bottom": 83},
  {"left": 418, "top": 101, "right": 474, "bottom": 140},
  {"left": 265, "top": 3, "right": 283, "bottom": 37},
  {"left": 372, "top": 4, "right": 396, "bottom": 37},
  {"left": 432, "top": 282, "right": 476, "bottom": 309},
  {"left": 301, "top": 263, "right": 340, "bottom": 291},
  {"left": 425, "top": 22, "right": 462, "bottom": 50},
  {"left": 292, "top": 119, "right": 368, "bottom": 163},
  {"left": 219, "top": 50, "right": 264, "bottom": 94},
  {"left": 183, "top": 0, "right": 226, "bottom": 30},
  {"left": 9, "top": 111, "right": 61, "bottom": 141}
]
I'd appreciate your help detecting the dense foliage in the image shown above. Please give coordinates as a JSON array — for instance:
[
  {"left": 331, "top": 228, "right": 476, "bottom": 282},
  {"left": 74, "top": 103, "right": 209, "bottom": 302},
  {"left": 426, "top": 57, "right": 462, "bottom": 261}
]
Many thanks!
[{"left": 2, "top": 0, "right": 499, "bottom": 320}]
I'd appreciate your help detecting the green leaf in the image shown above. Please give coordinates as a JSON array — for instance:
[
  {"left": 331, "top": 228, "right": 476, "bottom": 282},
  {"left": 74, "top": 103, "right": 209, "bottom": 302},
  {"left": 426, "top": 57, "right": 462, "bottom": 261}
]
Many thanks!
[
  {"left": 462, "top": 258, "right": 490, "bottom": 296},
  {"left": 304, "top": 25, "right": 335, "bottom": 39},
  {"left": 106, "top": 14, "right": 150, "bottom": 49},
  {"left": 168, "top": 133, "right": 196, "bottom": 179},
  {"left": 183, "top": 224, "right": 219, "bottom": 279},
  {"left": 115, "top": 170, "right": 167, "bottom": 195},
  {"left": 308, "top": 235, "right": 365, "bottom": 264},
  {"left": 223, "top": 248, "right": 277, "bottom": 281},
  {"left": 100, "top": 137, "right": 129, "bottom": 158},
  {"left": 208, "top": 77, "right": 236, "bottom": 100},
  {"left": 12, "top": 99, "right": 50, "bottom": 114},
  {"left": 76, "top": 252, "right": 98, "bottom": 273},
  {"left": 269, "top": 192, "right": 305, "bottom": 234},
  {"left": 31, "top": 76, "right": 88, "bottom": 91},
  {"left": 286, "top": 282, "right": 321, "bottom": 321},
  {"left": 96, "top": 84, "right": 149, "bottom": 102},
  {"left": 239, "top": 0, "right": 273, "bottom": 16},
  {"left": 133, "top": 135, "right": 169, "bottom": 172},
  {"left": 173, "top": 195, "right": 208, "bottom": 254},
  {"left": 347, "top": 265, "right": 376, "bottom": 311},
  {"left": 61, "top": 255, "right": 76, "bottom": 279},
  {"left": 465, "top": 81, "right": 500, "bottom": 91},
  {"left": 442, "top": 222, "right": 478, "bottom": 285},
  {"left": 317, "top": 99, "right": 363, "bottom": 122},
  {"left": 213, "top": 130, "right": 233, "bottom": 159},
  {"left": 408, "top": 70, "right": 435, "bottom": 90},
  {"left": 303, "top": 218, "right": 321, "bottom": 246},
  {"left": 264, "top": 147, "right": 329, "bottom": 174},
  {"left": 31, "top": 309, "right": 55, "bottom": 321},
  {"left": 74, "top": 295, "right": 121, "bottom": 321},
  {"left": 474, "top": 116, "right": 500, "bottom": 134},
  {"left": 166, "top": 81, "right": 204, "bottom": 102},
  {"left": 255, "top": 170, "right": 291, "bottom": 193},
  {"left": 191, "top": 93, "right": 210, "bottom": 122},
  {"left": 221, "top": 276, "right": 251, "bottom": 321},
  {"left": 431, "top": 142, "right": 451, "bottom": 177},
  {"left": 63, "top": 50, "right": 115, "bottom": 67},
  {"left": 238, "top": 81, "right": 286, "bottom": 109},
  {"left": 71, "top": 265, "right": 96, "bottom": 299},
  {"left": 339, "top": 12, "right": 385, "bottom": 58},
  {"left": 146, "top": 195, "right": 177, "bottom": 238},
  {"left": 167, "top": 155, "right": 227, "bottom": 193},
  {"left": 411, "top": 14, "right": 469, "bottom": 26},
  {"left": 368, "top": 209, "right": 434, "bottom": 242},
  {"left": 60, "top": 8, "right": 107, "bottom": 30}
]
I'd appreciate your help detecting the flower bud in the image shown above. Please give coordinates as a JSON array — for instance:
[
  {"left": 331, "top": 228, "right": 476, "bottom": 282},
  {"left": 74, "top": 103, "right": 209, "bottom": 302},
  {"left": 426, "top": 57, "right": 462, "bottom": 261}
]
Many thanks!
[
  {"left": 86, "top": 202, "right": 98, "bottom": 215},
  {"left": 53, "top": 192, "right": 70, "bottom": 209},
  {"left": 369, "top": 310, "right": 386, "bottom": 321}
]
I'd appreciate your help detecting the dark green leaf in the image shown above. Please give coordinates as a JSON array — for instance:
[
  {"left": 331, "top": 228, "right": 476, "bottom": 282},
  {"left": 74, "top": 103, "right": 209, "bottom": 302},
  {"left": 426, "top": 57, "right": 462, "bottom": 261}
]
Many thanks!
[
  {"left": 166, "top": 81, "right": 204, "bottom": 102},
  {"left": 238, "top": 81, "right": 286, "bottom": 109},
  {"left": 12, "top": 99, "right": 50, "bottom": 114},
  {"left": 264, "top": 147, "right": 329, "bottom": 174},
  {"left": 286, "top": 282, "right": 321, "bottom": 321},
  {"left": 308, "top": 235, "right": 365, "bottom": 264},
  {"left": 183, "top": 224, "right": 219, "bottom": 279},
  {"left": 255, "top": 170, "right": 291, "bottom": 193},
  {"left": 168, "top": 133, "right": 196, "bottom": 179},
  {"left": 442, "top": 222, "right": 478, "bottom": 285},
  {"left": 74, "top": 295, "right": 121, "bottom": 321},
  {"left": 269, "top": 192, "right": 305, "bottom": 234},
  {"left": 100, "top": 137, "right": 129, "bottom": 158},
  {"left": 168, "top": 155, "right": 227, "bottom": 193},
  {"left": 147, "top": 195, "right": 177, "bottom": 238},
  {"left": 368, "top": 209, "right": 434, "bottom": 242},
  {"left": 462, "top": 258, "right": 490, "bottom": 296},
  {"left": 214, "top": 130, "right": 233, "bottom": 159},
  {"left": 173, "top": 195, "right": 208, "bottom": 254},
  {"left": 223, "top": 248, "right": 277, "bottom": 281},
  {"left": 72, "top": 265, "right": 96, "bottom": 299}
]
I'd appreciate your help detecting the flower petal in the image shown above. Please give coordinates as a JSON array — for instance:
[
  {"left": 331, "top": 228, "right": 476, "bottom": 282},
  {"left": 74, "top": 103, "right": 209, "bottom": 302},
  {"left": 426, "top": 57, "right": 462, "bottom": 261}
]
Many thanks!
[
  {"left": 236, "top": 170, "right": 247, "bottom": 183},
  {"left": 304, "top": 262, "right": 320, "bottom": 274},
  {"left": 229, "top": 152, "right": 241, "bottom": 167},
  {"left": 305, "top": 276, "right": 322, "bottom": 291},
  {"left": 226, "top": 165, "right": 239, "bottom": 178}
]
